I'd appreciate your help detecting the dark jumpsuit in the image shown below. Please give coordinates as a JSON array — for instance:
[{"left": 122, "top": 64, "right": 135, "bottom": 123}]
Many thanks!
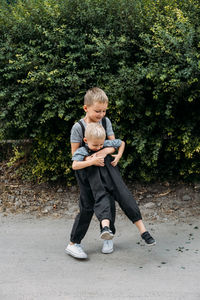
[{"left": 70, "top": 153, "right": 142, "bottom": 244}]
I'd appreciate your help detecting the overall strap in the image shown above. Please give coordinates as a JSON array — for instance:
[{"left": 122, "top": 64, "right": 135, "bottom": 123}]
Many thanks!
[
  {"left": 78, "top": 120, "right": 85, "bottom": 146},
  {"left": 102, "top": 117, "right": 107, "bottom": 139}
]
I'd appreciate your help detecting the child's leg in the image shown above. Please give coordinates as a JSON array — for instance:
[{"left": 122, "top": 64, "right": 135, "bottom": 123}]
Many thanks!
[
  {"left": 70, "top": 203, "right": 94, "bottom": 244},
  {"left": 104, "top": 156, "right": 156, "bottom": 245},
  {"left": 134, "top": 219, "right": 147, "bottom": 234},
  {"left": 69, "top": 169, "right": 95, "bottom": 244},
  {"left": 101, "top": 219, "right": 110, "bottom": 228},
  {"left": 87, "top": 165, "right": 115, "bottom": 233},
  {"left": 87, "top": 165, "right": 115, "bottom": 241},
  {"left": 104, "top": 155, "right": 142, "bottom": 222},
  {"left": 100, "top": 219, "right": 114, "bottom": 240},
  {"left": 99, "top": 193, "right": 116, "bottom": 236}
]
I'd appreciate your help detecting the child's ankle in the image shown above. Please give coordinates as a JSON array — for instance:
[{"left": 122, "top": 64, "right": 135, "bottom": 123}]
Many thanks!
[{"left": 101, "top": 219, "right": 110, "bottom": 228}]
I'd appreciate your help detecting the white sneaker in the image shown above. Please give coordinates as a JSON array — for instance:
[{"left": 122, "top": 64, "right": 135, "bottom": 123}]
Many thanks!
[
  {"left": 65, "top": 243, "right": 88, "bottom": 259},
  {"left": 102, "top": 240, "right": 114, "bottom": 254}
]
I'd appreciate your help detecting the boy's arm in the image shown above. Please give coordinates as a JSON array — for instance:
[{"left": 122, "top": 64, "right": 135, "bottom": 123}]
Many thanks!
[
  {"left": 71, "top": 141, "right": 111, "bottom": 163},
  {"left": 71, "top": 142, "right": 92, "bottom": 161},
  {"left": 71, "top": 142, "right": 81, "bottom": 155},
  {"left": 72, "top": 154, "right": 105, "bottom": 170},
  {"left": 111, "top": 141, "right": 125, "bottom": 167}
]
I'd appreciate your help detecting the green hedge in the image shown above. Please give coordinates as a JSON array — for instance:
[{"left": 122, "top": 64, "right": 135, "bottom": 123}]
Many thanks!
[{"left": 0, "top": 0, "right": 200, "bottom": 182}]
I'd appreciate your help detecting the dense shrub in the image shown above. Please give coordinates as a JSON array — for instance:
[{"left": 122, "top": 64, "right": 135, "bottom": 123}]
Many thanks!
[{"left": 0, "top": 0, "right": 200, "bottom": 182}]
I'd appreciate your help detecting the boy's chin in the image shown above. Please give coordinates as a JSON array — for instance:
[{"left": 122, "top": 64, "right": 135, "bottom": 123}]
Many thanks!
[{"left": 93, "top": 118, "right": 101, "bottom": 122}]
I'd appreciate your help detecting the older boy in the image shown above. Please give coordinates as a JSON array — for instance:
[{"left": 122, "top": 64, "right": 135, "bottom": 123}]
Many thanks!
[{"left": 66, "top": 87, "right": 155, "bottom": 259}]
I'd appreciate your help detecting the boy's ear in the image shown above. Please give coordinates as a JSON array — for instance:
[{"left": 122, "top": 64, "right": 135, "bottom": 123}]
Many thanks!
[
  {"left": 83, "top": 105, "right": 88, "bottom": 112},
  {"left": 83, "top": 137, "right": 87, "bottom": 143}
]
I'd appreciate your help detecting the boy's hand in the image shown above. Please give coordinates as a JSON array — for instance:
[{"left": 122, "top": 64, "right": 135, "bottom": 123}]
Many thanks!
[
  {"left": 95, "top": 147, "right": 115, "bottom": 158},
  {"left": 90, "top": 153, "right": 105, "bottom": 166},
  {"left": 111, "top": 154, "right": 121, "bottom": 167},
  {"left": 84, "top": 155, "right": 94, "bottom": 161}
]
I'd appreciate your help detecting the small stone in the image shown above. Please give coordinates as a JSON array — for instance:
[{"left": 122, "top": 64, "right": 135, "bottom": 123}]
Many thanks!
[
  {"left": 144, "top": 202, "right": 155, "bottom": 209},
  {"left": 146, "top": 194, "right": 153, "bottom": 198},
  {"left": 42, "top": 206, "right": 52, "bottom": 214},
  {"left": 57, "top": 188, "right": 63, "bottom": 193},
  {"left": 194, "top": 183, "right": 200, "bottom": 190},
  {"left": 9, "top": 195, "right": 15, "bottom": 202},
  {"left": 182, "top": 194, "right": 191, "bottom": 201},
  {"left": 70, "top": 186, "right": 77, "bottom": 193},
  {"left": 15, "top": 200, "right": 22, "bottom": 209}
]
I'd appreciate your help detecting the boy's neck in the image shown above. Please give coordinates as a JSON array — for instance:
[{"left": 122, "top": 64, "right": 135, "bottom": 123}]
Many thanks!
[
  {"left": 84, "top": 115, "right": 103, "bottom": 124},
  {"left": 84, "top": 115, "right": 94, "bottom": 123}
]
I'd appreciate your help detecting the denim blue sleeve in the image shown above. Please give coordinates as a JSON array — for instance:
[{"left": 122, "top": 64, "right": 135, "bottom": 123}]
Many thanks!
[
  {"left": 72, "top": 147, "right": 89, "bottom": 161},
  {"left": 104, "top": 139, "right": 122, "bottom": 148}
]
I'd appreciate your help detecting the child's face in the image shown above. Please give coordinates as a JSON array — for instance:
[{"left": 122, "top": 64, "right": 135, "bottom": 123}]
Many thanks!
[
  {"left": 83, "top": 102, "right": 108, "bottom": 123},
  {"left": 84, "top": 137, "right": 105, "bottom": 152}
]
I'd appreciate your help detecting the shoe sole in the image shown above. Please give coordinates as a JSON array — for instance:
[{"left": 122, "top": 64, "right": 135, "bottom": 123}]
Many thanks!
[
  {"left": 65, "top": 248, "right": 88, "bottom": 259},
  {"left": 102, "top": 248, "right": 114, "bottom": 254},
  {"left": 147, "top": 241, "right": 156, "bottom": 246},
  {"left": 100, "top": 232, "right": 114, "bottom": 240}
]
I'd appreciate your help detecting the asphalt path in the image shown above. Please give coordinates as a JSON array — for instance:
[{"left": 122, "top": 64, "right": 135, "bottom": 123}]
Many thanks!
[{"left": 0, "top": 213, "right": 200, "bottom": 300}]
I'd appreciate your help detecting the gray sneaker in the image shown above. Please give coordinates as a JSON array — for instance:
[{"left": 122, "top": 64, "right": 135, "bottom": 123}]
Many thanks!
[
  {"left": 65, "top": 243, "right": 88, "bottom": 259},
  {"left": 102, "top": 240, "right": 114, "bottom": 254}
]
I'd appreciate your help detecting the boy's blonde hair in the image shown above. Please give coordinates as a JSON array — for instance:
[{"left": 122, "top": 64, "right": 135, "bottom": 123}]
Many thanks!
[
  {"left": 84, "top": 87, "right": 108, "bottom": 106},
  {"left": 85, "top": 123, "right": 106, "bottom": 140}
]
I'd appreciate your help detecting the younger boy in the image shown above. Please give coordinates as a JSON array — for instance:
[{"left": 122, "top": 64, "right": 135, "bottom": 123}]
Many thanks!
[{"left": 65, "top": 123, "right": 156, "bottom": 259}]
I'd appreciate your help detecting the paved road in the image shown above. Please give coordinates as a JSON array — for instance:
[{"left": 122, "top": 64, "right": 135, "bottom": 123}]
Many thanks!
[{"left": 0, "top": 213, "right": 200, "bottom": 300}]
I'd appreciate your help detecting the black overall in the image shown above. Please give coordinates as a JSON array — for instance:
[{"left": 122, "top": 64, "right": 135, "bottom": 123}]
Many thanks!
[
  {"left": 70, "top": 158, "right": 116, "bottom": 243},
  {"left": 70, "top": 121, "right": 142, "bottom": 244}
]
